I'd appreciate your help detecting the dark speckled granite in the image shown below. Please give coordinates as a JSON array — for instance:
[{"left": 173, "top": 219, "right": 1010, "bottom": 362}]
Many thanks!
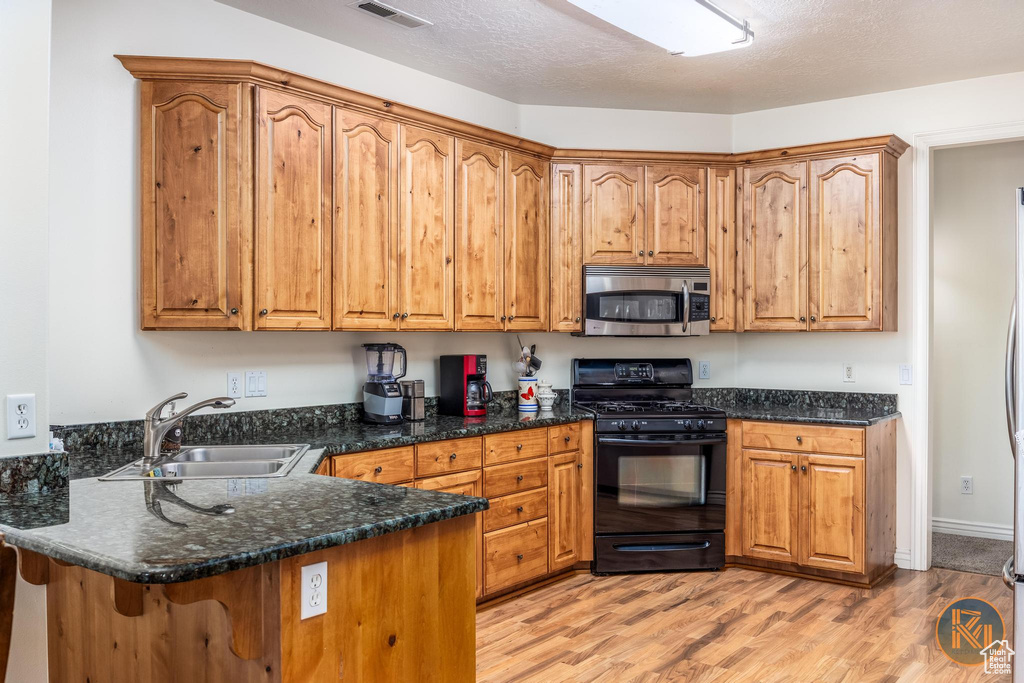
[
  {"left": 1, "top": 406, "right": 588, "bottom": 583},
  {"left": 0, "top": 451, "right": 69, "bottom": 494},
  {"left": 693, "top": 388, "right": 899, "bottom": 426}
]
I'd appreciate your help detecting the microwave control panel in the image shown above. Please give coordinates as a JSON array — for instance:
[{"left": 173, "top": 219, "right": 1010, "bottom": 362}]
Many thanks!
[{"left": 689, "top": 293, "right": 710, "bottom": 322}]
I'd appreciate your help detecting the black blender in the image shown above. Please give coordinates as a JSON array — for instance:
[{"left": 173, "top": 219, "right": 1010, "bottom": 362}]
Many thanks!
[{"left": 362, "top": 343, "right": 407, "bottom": 425}]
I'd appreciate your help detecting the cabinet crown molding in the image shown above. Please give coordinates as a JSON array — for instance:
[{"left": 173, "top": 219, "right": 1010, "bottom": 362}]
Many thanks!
[{"left": 116, "top": 55, "right": 908, "bottom": 166}]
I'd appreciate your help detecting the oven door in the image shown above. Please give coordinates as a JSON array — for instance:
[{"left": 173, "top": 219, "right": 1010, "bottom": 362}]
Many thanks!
[
  {"left": 595, "top": 434, "right": 726, "bottom": 535},
  {"left": 582, "top": 267, "right": 710, "bottom": 336}
]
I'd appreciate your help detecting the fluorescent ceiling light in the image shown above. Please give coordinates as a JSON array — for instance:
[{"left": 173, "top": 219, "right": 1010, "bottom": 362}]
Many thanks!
[{"left": 566, "top": 0, "right": 754, "bottom": 57}]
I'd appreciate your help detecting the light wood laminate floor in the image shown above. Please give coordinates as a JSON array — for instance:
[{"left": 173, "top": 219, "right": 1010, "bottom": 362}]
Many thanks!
[{"left": 477, "top": 568, "right": 1012, "bottom": 682}]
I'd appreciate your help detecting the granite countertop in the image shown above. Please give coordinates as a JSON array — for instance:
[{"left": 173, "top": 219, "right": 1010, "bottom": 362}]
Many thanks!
[
  {"left": 0, "top": 407, "right": 588, "bottom": 583},
  {"left": 719, "top": 404, "right": 900, "bottom": 426},
  {"left": 693, "top": 388, "right": 900, "bottom": 426}
]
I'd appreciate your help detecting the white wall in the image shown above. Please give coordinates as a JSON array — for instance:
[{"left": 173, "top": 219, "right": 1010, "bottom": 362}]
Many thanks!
[
  {"left": 47, "top": 0, "right": 739, "bottom": 425},
  {"left": 732, "top": 71, "right": 1024, "bottom": 557},
  {"left": 0, "top": 0, "right": 50, "bottom": 459},
  {"left": 931, "top": 141, "right": 1023, "bottom": 532}
]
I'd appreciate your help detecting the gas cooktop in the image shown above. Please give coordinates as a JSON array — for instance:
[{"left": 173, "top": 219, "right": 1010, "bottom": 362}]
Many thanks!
[{"left": 574, "top": 399, "right": 724, "bottom": 418}]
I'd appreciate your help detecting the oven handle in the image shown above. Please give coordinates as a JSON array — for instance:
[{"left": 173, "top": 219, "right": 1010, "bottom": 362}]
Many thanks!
[
  {"left": 612, "top": 541, "right": 711, "bottom": 552},
  {"left": 598, "top": 436, "right": 725, "bottom": 447}
]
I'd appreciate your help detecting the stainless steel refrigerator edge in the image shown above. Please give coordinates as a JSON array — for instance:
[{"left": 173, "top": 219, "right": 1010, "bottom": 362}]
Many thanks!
[{"left": 1005, "top": 187, "right": 1024, "bottom": 679}]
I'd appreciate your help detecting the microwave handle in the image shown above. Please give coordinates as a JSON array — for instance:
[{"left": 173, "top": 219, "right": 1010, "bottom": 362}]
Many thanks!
[{"left": 681, "top": 281, "right": 691, "bottom": 333}]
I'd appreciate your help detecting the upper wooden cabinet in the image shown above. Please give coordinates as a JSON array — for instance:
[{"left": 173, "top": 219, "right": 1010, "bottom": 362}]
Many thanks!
[
  {"left": 645, "top": 165, "right": 706, "bottom": 265},
  {"left": 583, "top": 164, "right": 644, "bottom": 264},
  {"left": 140, "top": 80, "right": 252, "bottom": 330},
  {"left": 255, "top": 88, "right": 333, "bottom": 330},
  {"left": 122, "top": 57, "right": 906, "bottom": 335},
  {"left": 741, "top": 161, "right": 809, "bottom": 332},
  {"left": 707, "top": 167, "right": 737, "bottom": 331},
  {"left": 505, "top": 152, "right": 549, "bottom": 330},
  {"left": 549, "top": 163, "right": 583, "bottom": 332},
  {"left": 809, "top": 153, "right": 890, "bottom": 331},
  {"left": 399, "top": 125, "right": 455, "bottom": 330},
  {"left": 740, "top": 149, "right": 899, "bottom": 332},
  {"left": 455, "top": 140, "right": 505, "bottom": 331},
  {"left": 333, "top": 110, "right": 399, "bottom": 330}
]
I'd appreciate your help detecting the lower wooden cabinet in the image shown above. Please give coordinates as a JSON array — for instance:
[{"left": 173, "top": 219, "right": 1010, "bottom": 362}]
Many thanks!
[
  {"left": 729, "top": 419, "right": 895, "bottom": 587},
  {"left": 322, "top": 421, "right": 594, "bottom": 601},
  {"left": 483, "top": 518, "right": 549, "bottom": 594}
]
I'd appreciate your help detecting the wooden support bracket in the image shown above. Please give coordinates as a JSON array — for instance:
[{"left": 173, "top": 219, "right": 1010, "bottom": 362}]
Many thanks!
[
  {"left": 111, "top": 577, "right": 145, "bottom": 617},
  {"left": 16, "top": 547, "right": 49, "bottom": 586},
  {"left": 164, "top": 564, "right": 265, "bottom": 660}
]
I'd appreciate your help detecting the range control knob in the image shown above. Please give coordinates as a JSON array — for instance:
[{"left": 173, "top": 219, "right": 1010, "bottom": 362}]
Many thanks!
[
  {"left": 617, "top": 420, "right": 627, "bottom": 432},
  {"left": 696, "top": 419, "right": 706, "bottom": 430},
  {"left": 631, "top": 420, "right": 641, "bottom": 431},
  {"left": 682, "top": 419, "right": 693, "bottom": 430}
]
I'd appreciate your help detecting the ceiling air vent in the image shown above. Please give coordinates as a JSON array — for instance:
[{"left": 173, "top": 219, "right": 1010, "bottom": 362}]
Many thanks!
[{"left": 350, "top": 1, "right": 433, "bottom": 29}]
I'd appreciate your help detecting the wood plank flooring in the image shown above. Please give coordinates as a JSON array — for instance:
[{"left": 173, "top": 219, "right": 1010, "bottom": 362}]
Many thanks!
[{"left": 477, "top": 568, "right": 1012, "bottom": 682}]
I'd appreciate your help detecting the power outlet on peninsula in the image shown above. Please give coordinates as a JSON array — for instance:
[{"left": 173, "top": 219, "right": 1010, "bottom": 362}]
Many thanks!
[{"left": 301, "top": 561, "right": 328, "bottom": 619}]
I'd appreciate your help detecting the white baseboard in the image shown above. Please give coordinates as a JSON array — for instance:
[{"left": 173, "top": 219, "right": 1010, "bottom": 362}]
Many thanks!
[
  {"left": 931, "top": 517, "right": 1013, "bottom": 542},
  {"left": 894, "top": 548, "right": 912, "bottom": 569}
]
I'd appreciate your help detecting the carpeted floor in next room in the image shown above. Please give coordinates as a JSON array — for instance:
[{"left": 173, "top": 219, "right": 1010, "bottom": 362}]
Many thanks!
[{"left": 931, "top": 531, "right": 1012, "bottom": 576}]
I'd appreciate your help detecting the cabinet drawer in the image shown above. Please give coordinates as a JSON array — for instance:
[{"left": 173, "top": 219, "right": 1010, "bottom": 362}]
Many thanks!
[
  {"left": 484, "top": 487, "right": 547, "bottom": 533},
  {"left": 741, "top": 421, "right": 864, "bottom": 456},
  {"left": 484, "top": 518, "right": 548, "bottom": 594},
  {"left": 484, "top": 429, "right": 548, "bottom": 466},
  {"left": 415, "top": 437, "right": 482, "bottom": 477},
  {"left": 332, "top": 447, "right": 414, "bottom": 484},
  {"left": 483, "top": 457, "right": 548, "bottom": 498},
  {"left": 548, "top": 423, "right": 582, "bottom": 454}
]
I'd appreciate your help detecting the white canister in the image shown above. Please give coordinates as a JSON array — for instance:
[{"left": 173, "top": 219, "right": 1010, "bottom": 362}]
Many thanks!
[{"left": 518, "top": 377, "right": 539, "bottom": 409}]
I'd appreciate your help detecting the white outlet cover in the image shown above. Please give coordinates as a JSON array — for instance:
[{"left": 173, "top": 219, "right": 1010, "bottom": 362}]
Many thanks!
[
  {"left": 245, "top": 370, "right": 267, "bottom": 398},
  {"left": 842, "top": 363, "right": 855, "bottom": 383},
  {"left": 698, "top": 361, "right": 711, "bottom": 380},
  {"left": 6, "top": 394, "right": 36, "bottom": 440},
  {"left": 227, "top": 372, "right": 243, "bottom": 399},
  {"left": 301, "top": 561, "right": 328, "bottom": 619},
  {"left": 960, "top": 476, "right": 973, "bottom": 495}
]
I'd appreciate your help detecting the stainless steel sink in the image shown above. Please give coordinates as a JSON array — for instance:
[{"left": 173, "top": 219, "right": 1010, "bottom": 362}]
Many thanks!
[
  {"left": 98, "top": 444, "right": 309, "bottom": 481},
  {"left": 172, "top": 445, "right": 305, "bottom": 462}
]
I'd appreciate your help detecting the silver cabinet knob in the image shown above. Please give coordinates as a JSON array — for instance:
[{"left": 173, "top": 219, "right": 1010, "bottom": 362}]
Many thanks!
[
  {"left": 259, "top": 308, "right": 268, "bottom": 316},
  {"left": 791, "top": 465, "right": 797, "bottom": 470},
  {"left": 230, "top": 307, "right": 238, "bottom": 315},
  {"left": 509, "top": 315, "right": 515, "bottom": 322},
  {"left": 799, "top": 316, "right": 806, "bottom": 322},
  {"left": 516, "top": 475, "right": 524, "bottom": 482},
  {"left": 796, "top": 436, "right": 803, "bottom": 443},
  {"left": 810, "top": 315, "right": 817, "bottom": 322},
  {"left": 801, "top": 465, "right": 807, "bottom": 472},
  {"left": 517, "top": 554, "right": 524, "bottom": 561},
  {"left": 449, "top": 453, "right": 457, "bottom": 460},
  {"left": 393, "top": 313, "right": 400, "bottom": 319},
  {"left": 710, "top": 316, "right": 716, "bottom": 323},
  {"left": 648, "top": 250, "right": 653, "bottom": 256},
  {"left": 564, "top": 436, "right": 571, "bottom": 443},
  {"left": 638, "top": 251, "right": 644, "bottom": 256},
  {"left": 501, "top": 315, "right": 506, "bottom": 322},
  {"left": 517, "top": 506, "right": 524, "bottom": 513},
  {"left": 516, "top": 444, "right": 523, "bottom": 451},
  {"left": 574, "top": 317, "right": 581, "bottom": 323},
  {"left": 401, "top": 312, "right": 409, "bottom": 319},
  {"left": 374, "top": 466, "right": 383, "bottom": 474}
]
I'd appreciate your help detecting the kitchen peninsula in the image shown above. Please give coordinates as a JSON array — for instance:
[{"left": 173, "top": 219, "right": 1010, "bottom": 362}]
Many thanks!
[{"left": 0, "top": 442, "right": 488, "bottom": 683}]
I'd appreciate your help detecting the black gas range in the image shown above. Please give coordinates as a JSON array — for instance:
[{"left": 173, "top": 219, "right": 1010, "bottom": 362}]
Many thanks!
[{"left": 572, "top": 358, "right": 726, "bottom": 574}]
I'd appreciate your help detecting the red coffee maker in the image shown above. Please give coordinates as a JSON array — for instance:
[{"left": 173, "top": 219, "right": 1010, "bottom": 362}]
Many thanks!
[{"left": 439, "top": 355, "right": 493, "bottom": 416}]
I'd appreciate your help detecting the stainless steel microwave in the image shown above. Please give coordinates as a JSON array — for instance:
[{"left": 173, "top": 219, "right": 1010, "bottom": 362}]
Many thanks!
[{"left": 578, "top": 266, "right": 711, "bottom": 337}]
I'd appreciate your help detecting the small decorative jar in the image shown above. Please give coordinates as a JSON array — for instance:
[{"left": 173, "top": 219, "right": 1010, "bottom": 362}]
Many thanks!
[{"left": 518, "top": 377, "right": 539, "bottom": 412}]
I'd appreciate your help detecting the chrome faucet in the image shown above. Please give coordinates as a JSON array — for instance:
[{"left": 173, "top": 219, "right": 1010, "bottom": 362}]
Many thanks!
[{"left": 143, "top": 392, "right": 235, "bottom": 470}]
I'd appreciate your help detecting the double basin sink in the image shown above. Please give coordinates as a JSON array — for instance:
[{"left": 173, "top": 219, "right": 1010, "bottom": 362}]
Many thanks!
[{"left": 99, "top": 444, "right": 310, "bottom": 481}]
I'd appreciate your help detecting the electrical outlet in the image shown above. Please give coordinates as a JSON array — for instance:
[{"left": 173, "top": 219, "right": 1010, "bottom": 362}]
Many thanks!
[
  {"left": 245, "top": 370, "right": 267, "bottom": 398},
  {"left": 301, "top": 561, "right": 328, "bottom": 619},
  {"left": 227, "top": 372, "right": 243, "bottom": 399},
  {"left": 6, "top": 394, "right": 36, "bottom": 440},
  {"left": 960, "top": 476, "right": 973, "bottom": 495},
  {"left": 698, "top": 361, "right": 711, "bottom": 380},
  {"left": 843, "top": 363, "right": 855, "bottom": 383}
]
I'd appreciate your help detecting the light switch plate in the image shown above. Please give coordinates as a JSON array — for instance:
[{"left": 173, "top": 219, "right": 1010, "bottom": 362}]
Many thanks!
[
  {"left": 245, "top": 370, "right": 267, "bottom": 398},
  {"left": 6, "top": 394, "right": 36, "bottom": 440},
  {"left": 301, "top": 561, "right": 328, "bottom": 619},
  {"left": 899, "top": 364, "right": 913, "bottom": 385}
]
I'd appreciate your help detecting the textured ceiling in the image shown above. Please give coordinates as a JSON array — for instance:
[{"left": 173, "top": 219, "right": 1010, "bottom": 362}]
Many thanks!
[{"left": 216, "top": 0, "right": 1024, "bottom": 114}]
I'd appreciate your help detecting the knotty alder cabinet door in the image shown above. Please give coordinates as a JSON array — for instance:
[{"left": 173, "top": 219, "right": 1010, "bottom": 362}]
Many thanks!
[
  {"left": 644, "top": 165, "right": 706, "bottom": 265},
  {"left": 741, "top": 449, "right": 799, "bottom": 564},
  {"left": 798, "top": 453, "right": 865, "bottom": 574},
  {"left": 549, "top": 163, "right": 583, "bottom": 332},
  {"left": 255, "top": 88, "right": 332, "bottom": 330},
  {"left": 416, "top": 469, "right": 485, "bottom": 599},
  {"left": 455, "top": 140, "right": 504, "bottom": 331},
  {"left": 332, "top": 110, "right": 399, "bottom": 330},
  {"left": 741, "top": 161, "right": 808, "bottom": 331},
  {"left": 707, "top": 167, "right": 738, "bottom": 331},
  {"left": 808, "top": 153, "right": 886, "bottom": 331},
  {"left": 583, "top": 164, "right": 644, "bottom": 264},
  {"left": 140, "top": 80, "right": 252, "bottom": 330},
  {"left": 504, "top": 152, "right": 549, "bottom": 330},
  {"left": 548, "top": 450, "right": 582, "bottom": 572},
  {"left": 399, "top": 125, "right": 455, "bottom": 330}
]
